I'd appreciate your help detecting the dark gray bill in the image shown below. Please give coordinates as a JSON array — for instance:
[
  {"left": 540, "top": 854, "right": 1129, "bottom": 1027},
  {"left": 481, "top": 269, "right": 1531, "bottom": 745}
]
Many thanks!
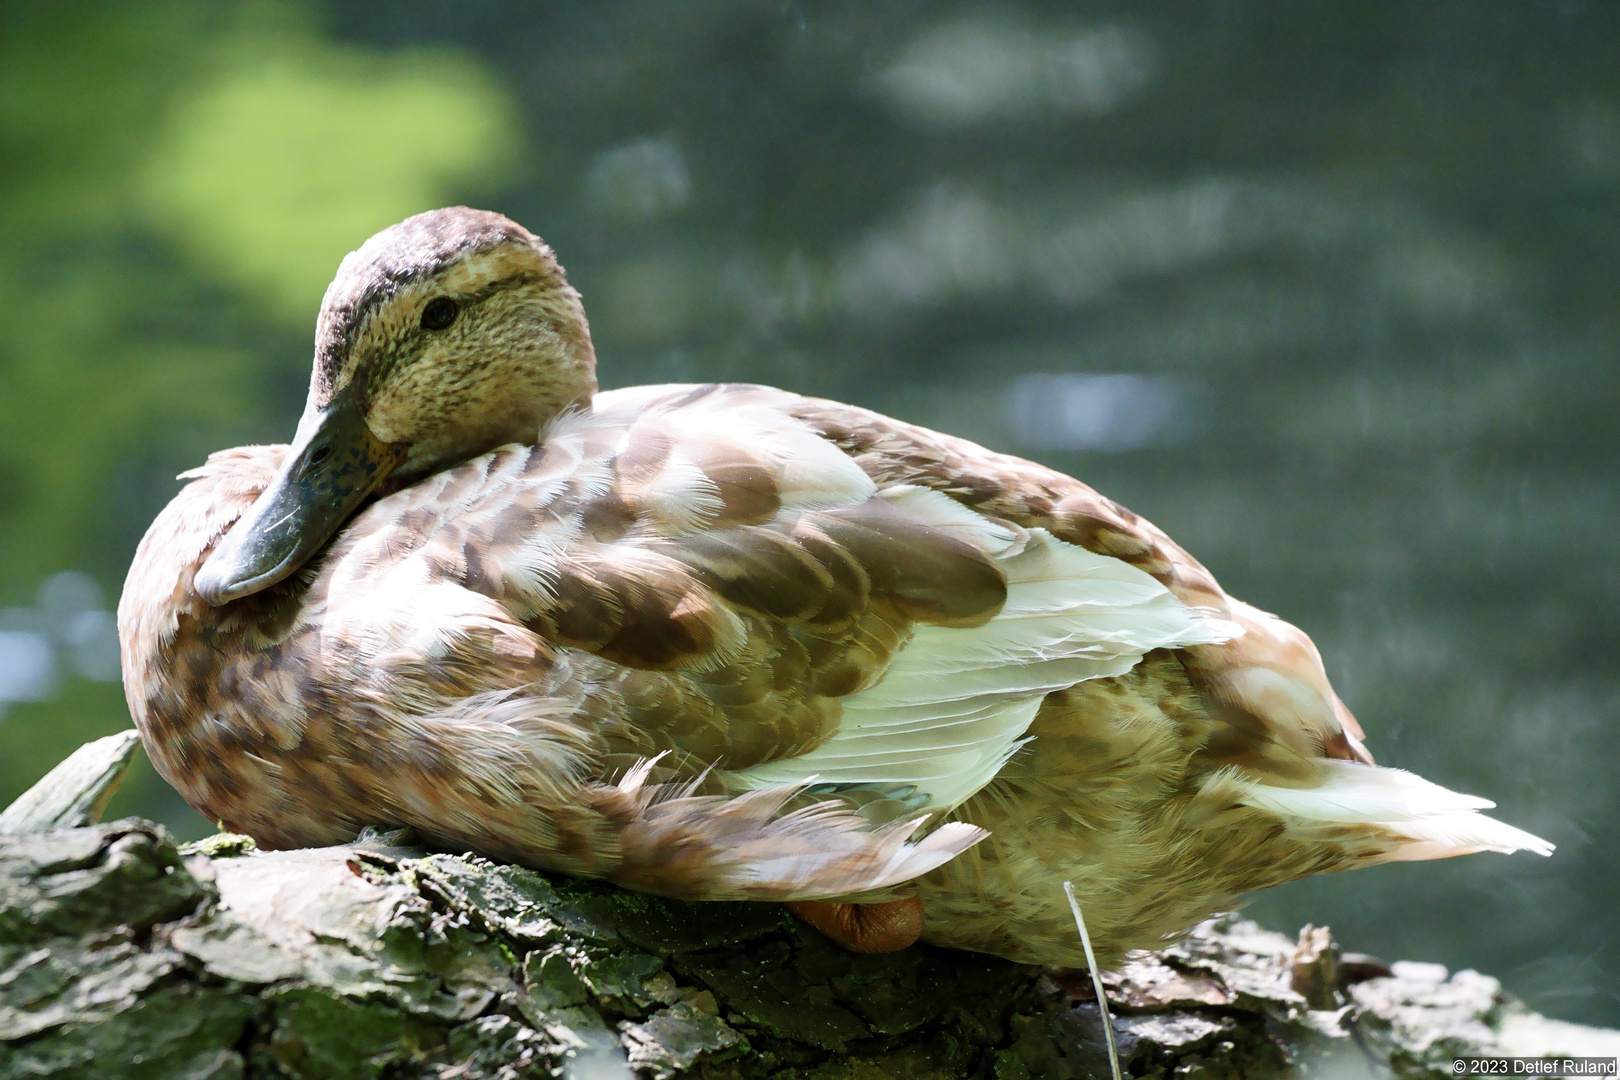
[{"left": 193, "top": 394, "right": 404, "bottom": 605}]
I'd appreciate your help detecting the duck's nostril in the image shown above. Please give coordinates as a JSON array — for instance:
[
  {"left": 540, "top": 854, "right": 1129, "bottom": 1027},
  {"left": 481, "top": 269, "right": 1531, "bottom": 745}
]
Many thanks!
[{"left": 306, "top": 444, "right": 332, "bottom": 468}]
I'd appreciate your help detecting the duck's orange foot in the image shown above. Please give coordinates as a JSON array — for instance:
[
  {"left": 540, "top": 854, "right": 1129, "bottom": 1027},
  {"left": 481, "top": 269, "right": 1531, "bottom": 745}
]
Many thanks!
[{"left": 784, "top": 897, "right": 925, "bottom": 953}]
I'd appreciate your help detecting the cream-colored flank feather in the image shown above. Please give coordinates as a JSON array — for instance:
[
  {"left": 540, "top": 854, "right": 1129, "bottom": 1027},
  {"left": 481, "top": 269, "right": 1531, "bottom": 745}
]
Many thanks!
[{"left": 118, "top": 207, "right": 1550, "bottom": 968}]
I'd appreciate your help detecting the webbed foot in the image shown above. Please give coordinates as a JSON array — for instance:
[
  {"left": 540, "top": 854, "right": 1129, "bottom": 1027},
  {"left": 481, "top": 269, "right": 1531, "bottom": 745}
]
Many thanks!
[{"left": 784, "top": 896, "right": 925, "bottom": 953}]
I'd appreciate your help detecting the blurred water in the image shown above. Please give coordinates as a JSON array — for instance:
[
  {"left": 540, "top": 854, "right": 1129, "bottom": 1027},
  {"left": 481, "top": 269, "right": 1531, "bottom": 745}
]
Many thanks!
[
  {"left": 1003, "top": 373, "right": 1201, "bottom": 451},
  {"left": 0, "top": 0, "right": 1614, "bottom": 1026},
  {"left": 0, "top": 573, "right": 120, "bottom": 721},
  {"left": 0, "top": 629, "right": 57, "bottom": 712}
]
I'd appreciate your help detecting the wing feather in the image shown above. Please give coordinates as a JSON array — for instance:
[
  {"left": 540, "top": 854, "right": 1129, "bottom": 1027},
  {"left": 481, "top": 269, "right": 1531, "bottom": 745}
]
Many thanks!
[
  {"left": 1225, "top": 759, "right": 1554, "bottom": 859},
  {"left": 725, "top": 527, "right": 1239, "bottom": 811}
]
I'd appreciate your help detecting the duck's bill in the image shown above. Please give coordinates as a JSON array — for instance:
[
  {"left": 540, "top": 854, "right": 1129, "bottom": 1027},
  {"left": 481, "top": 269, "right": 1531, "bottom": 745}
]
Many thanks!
[{"left": 193, "top": 395, "right": 405, "bottom": 606}]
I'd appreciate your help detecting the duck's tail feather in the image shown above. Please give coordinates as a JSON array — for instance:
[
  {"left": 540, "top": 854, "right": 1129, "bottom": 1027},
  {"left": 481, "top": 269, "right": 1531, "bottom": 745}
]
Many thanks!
[
  {"left": 1227, "top": 759, "right": 1554, "bottom": 861},
  {"left": 598, "top": 773, "right": 986, "bottom": 901}
]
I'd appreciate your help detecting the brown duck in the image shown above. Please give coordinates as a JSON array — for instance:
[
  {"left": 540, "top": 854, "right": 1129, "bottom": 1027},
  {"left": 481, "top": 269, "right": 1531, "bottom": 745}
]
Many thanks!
[{"left": 118, "top": 207, "right": 1550, "bottom": 965}]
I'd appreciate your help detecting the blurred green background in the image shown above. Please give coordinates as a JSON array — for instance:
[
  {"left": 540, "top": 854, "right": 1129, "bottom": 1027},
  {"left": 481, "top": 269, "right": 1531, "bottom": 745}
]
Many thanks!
[{"left": 1, "top": 0, "right": 1615, "bottom": 1026}]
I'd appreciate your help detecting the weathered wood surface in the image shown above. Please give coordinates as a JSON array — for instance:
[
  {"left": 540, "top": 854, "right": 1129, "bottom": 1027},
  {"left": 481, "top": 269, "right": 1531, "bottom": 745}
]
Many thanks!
[
  {"left": 0, "top": 730, "right": 139, "bottom": 834},
  {"left": 1, "top": 739, "right": 1614, "bottom": 1079}
]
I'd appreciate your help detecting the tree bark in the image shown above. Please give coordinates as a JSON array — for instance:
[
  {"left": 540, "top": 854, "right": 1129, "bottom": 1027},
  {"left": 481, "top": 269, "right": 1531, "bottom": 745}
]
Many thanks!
[{"left": 1, "top": 739, "right": 1614, "bottom": 1079}]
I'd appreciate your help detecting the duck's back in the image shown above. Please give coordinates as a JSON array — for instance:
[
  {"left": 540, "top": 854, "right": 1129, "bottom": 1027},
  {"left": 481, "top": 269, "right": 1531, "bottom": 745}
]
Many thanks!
[{"left": 119, "top": 382, "right": 1549, "bottom": 962}]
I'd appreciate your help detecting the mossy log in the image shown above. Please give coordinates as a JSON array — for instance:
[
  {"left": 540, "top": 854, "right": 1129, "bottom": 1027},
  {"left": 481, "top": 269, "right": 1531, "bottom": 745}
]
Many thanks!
[{"left": 1, "top": 738, "right": 1615, "bottom": 1079}]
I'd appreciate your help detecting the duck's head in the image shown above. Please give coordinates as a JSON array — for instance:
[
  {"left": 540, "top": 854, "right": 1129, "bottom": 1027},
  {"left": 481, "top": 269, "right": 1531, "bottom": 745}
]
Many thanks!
[{"left": 194, "top": 207, "right": 596, "bottom": 605}]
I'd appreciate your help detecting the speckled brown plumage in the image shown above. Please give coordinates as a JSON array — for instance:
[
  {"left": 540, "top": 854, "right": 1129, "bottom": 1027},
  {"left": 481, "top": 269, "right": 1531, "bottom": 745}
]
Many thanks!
[{"left": 119, "top": 207, "right": 1550, "bottom": 969}]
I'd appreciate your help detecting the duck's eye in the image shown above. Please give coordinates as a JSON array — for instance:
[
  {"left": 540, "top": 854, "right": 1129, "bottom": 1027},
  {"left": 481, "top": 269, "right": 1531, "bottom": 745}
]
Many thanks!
[{"left": 421, "top": 297, "right": 459, "bottom": 330}]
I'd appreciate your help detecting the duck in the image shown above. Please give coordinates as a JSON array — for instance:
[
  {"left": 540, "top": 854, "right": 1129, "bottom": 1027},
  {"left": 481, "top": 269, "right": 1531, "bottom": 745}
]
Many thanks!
[{"left": 117, "top": 206, "right": 1551, "bottom": 967}]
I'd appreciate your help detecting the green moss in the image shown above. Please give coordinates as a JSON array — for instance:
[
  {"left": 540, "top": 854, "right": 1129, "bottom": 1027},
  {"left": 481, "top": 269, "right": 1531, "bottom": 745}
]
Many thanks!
[
  {"left": 181, "top": 833, "right": 258, "bottom": 859},
  {"left": 265, "top": 986, "right": 446, "bottom": 1080},
  {"left": 0, "top": 982, "right": 256, "bottom": 1080},
  {"left": 523, "top": 948, "right": 591, "bottom": 1009}
]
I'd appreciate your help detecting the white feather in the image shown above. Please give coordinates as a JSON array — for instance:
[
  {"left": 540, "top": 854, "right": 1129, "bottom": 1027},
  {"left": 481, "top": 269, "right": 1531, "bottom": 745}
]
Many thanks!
[
  {"left": 630, "top": 449, "right": 725, "bottom": 536},
  {"left": 589, "top": 382, "right": 703, "bottom": 418},
  {"left": 734, "top": 817, "right": 988, "bottom": 894},
  {"left": 1375, "top": 813, "right": 1556, "bottom": 859},
  {"left": 1231, "top": 759, "right": 1554, "bottom": 857},
  {"left": 618, "top": 778, "right": 988, "bottom": 899},
  {"left": 662, "top": 399, "right": 877, "bottom": 510},
  {"left": 726, "top": 527, "right": 1239, "bottom": 812},
  {"left": 594, "top": 385, "right": 878, "bottom": 510}
]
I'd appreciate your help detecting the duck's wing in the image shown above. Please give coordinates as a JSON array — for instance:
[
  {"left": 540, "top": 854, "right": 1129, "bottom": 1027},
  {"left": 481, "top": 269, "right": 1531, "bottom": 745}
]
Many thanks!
[
  {"left": 427, "top": 384, "right": 1235, "bottom": 812},
  {"left": 784, "top": 393, "right": 1552, "bottom": 861},
  {"left": 721, "top": 504, "right": 1236, "bottom": 810},
  {"left": 782, "top": 389, "right": 1373, "bottom": 768}
]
